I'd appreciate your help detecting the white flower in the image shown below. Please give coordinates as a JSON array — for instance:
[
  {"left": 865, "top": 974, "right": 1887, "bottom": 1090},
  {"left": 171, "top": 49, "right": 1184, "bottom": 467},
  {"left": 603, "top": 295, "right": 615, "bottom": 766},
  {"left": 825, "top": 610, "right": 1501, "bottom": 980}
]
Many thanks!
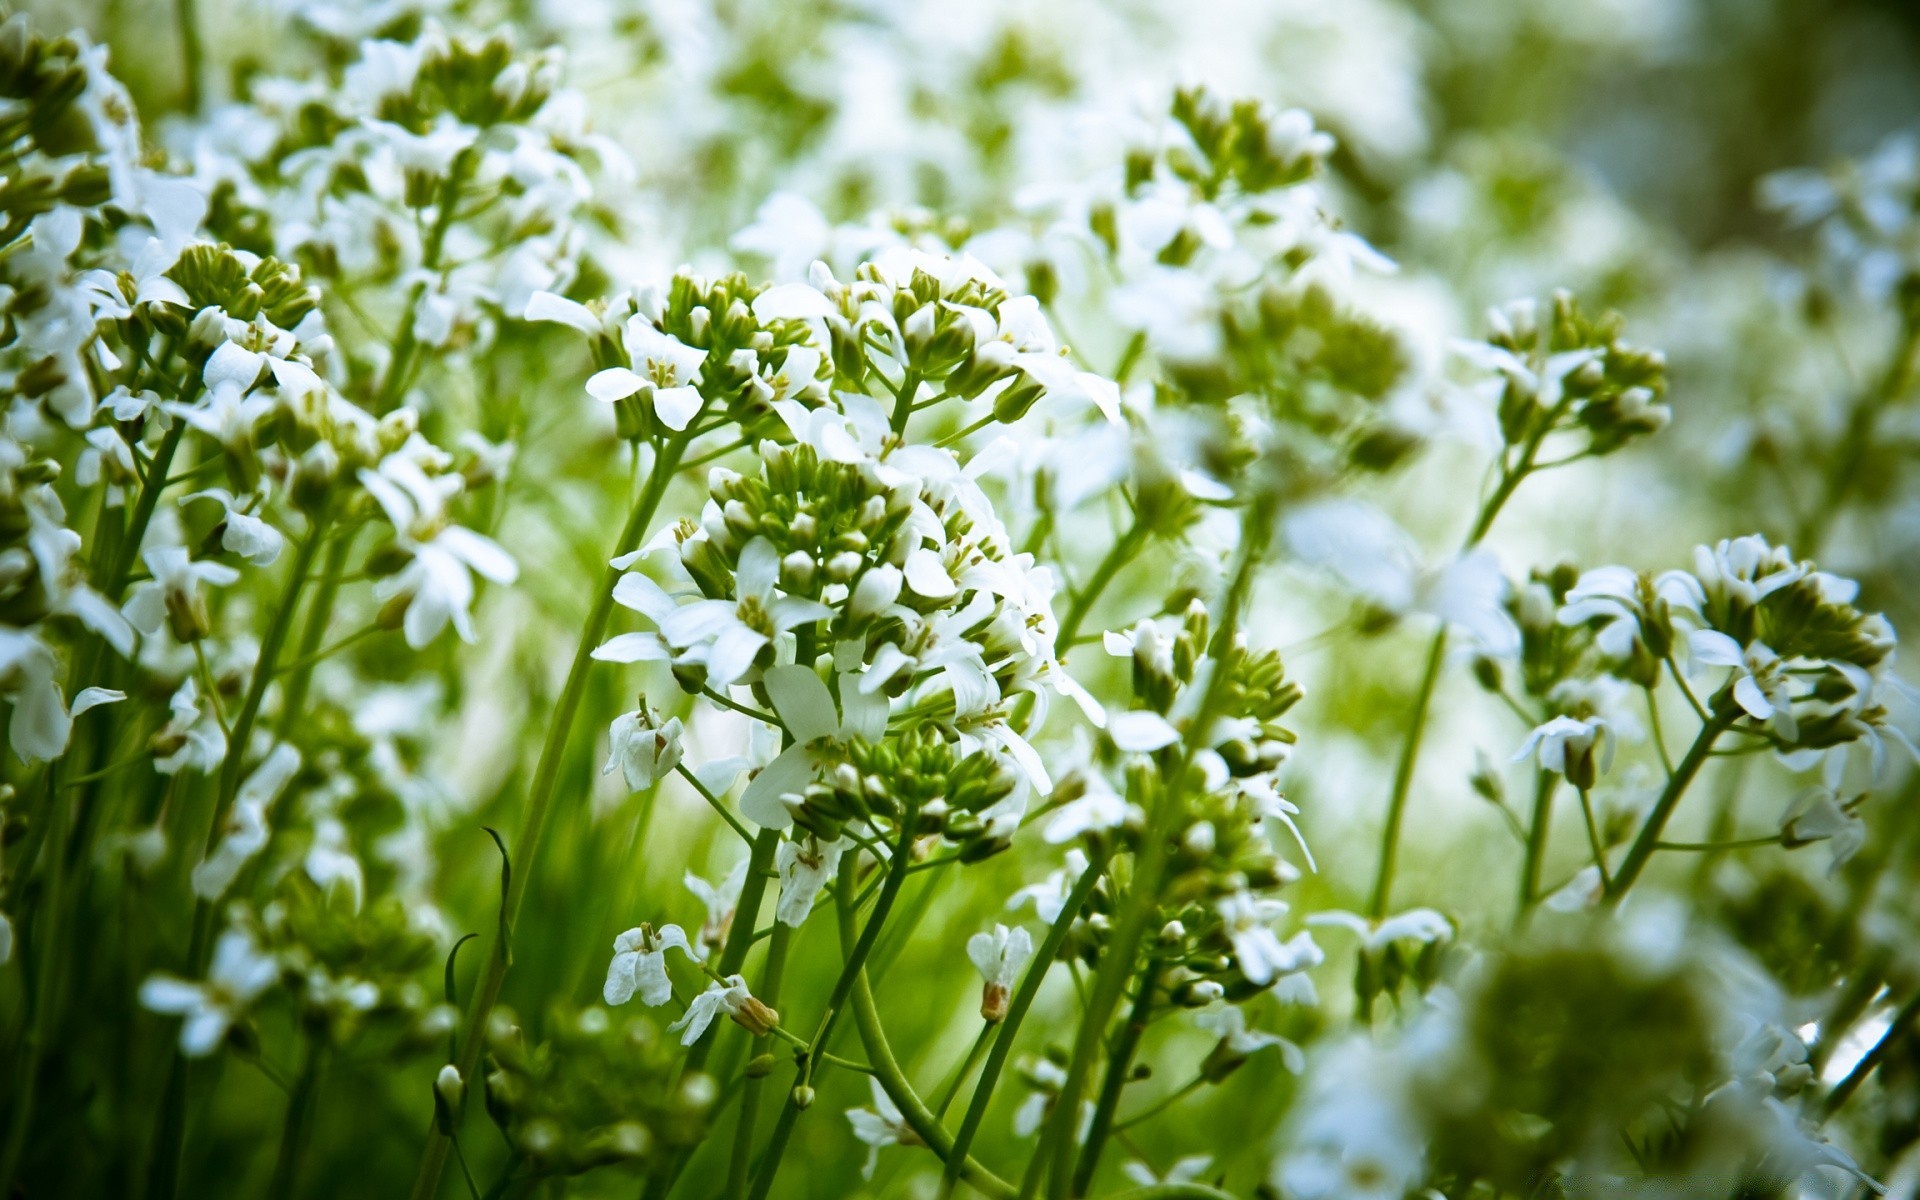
[
  {"left": 603, "top": 923, "right": 700, "bottom": 1007},
  {"left": 601, "top": 537, "right": 832, "bottom": 691},
  {"left": 1043, "top": 773, "right": 1133, "bottom": 844},
  {"left": 305, "top": 817, "right": 365, "bottom": 910},
  {"left": 1123, "top": 1155, "right": 1215, "bottom": 1188},
  {"left": 1306, "top": 908, "right": 1453, "bottom": 953},
  {"left": 1780, "top": 787, "right": 1864, "bottom": 873},
  {"left": 0, "top": 628, "right": 70, "bottom": 762},
  {"left": 846, "top": 1076, "right": 919, "bottom": 1179},
  {"left": 1688, "top": 630, "right": 1799, "bottom": 739},
  {"left": 192, "top": 743, "right": 301, "bottom": 899},
  {"left": 685, "top": 859, "right": 747, "bottom": 955},
  {"left": 967, "top": 924, "right": 1034, "bottom": 1021},
  {"left": 139, "top": 925, "right": 278, "bottom": 1057},
  {"left": 359, "top": 446, "right": 517, "bottom": 648},
  {"left": 182, "top": 489, "right": 285, "bottom": 566},
  {"left": 737, "top": 661, "right": 886, "bottom": 828},
  {"left": 1010, "top": 849, "right": 1090, "bottom": 924},
  {"left": 1217, "top": 891, "right": 1321, "bottom": 986},
  {"left": 774, "top": 834, "right": 848, "bottom": 927},
  {"left": 605, "top": 707, "right": 684, "bottom": 791},
  {"left": 1511, "top": 715, "right": 1615, "bottom": 788},
  {"left": 122, "top": 545, "right": 241, "bottom": 640},
  {"left": 669, "top": 974, "right": 771, "bottom": 1045},
  {"left": 1108, "top": 710, "right": 1180, "bottom": 753},
  {"left": 1195, "top": 1005, "right": 1305, "bottom": 1074},
  {"left": 155, "top": 676, "right": 226, "bottom": 776},
  {"left": 584, "top": 318, "right": 709, "bottom": 431}
]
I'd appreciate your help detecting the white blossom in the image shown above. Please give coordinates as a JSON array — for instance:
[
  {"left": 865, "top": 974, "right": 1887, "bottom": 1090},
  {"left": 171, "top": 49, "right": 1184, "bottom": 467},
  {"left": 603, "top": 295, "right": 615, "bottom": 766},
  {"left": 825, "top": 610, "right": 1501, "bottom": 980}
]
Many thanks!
[{"left": 603, "top": 923, "right": 700, "bottom": 1007}]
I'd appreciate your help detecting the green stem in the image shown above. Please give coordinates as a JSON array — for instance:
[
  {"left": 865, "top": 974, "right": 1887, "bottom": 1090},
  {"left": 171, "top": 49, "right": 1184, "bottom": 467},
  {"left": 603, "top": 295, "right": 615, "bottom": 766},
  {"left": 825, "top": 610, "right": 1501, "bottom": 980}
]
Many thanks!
[
  {"left": 891, "top": 369, "right": 924, "bottom": 435},
  {"left": 175, "top": 0, "right": 203, "bottom": 112},
  {"left": 1822, "top": 990, "right": 1920, "bottom": 1117},
  {"left": 744, "top": 822, "right": 919, "bottom": 1200},
  {"left": 1515, "top": 769, "right": 1557, "bottom": 923},
  {"left": 1037, "top": 501, "right": 1271, "bottom": 1200},
  {"left": 1575, "top": 786, "right": 1613, "bottom": 892},
  {"left": 276, "top": 526, "right": 360, "bottom": 741},
  {"left": 375, "top": 148, "right": 480, "bottom": 412},
  {"left": 1604, "top": 706, "right": 1735, "bottom": 904},
  {"left": 1071, "top": 963, "right": 1160, "bottom": 1195},
  {"left": 0, "top": 762, "right": 68, "bottom": 1196},
  {"left": 147, "top": 515, "right": 332, "bottom": 1200},
  {"left": 410, "top": 432, "right": 694, "bottom": 1200},
  {"left": 268, "top": 1039, "right": 326, "bottom": 1199},
  {"left": 1368, "top": 627, "right": 1447, "bottom": 918},
  {"left": 935, "top": 1023, "right": 997, "bottom": 1119},
  {"left": 725, "top": 924, "right": 791, "bottom": 1198},
  {"left": 948, "top": 850, "right": 1110, "bottom": 1184},
  {"left": 643, "top": 828, "right": 782, "bottom": 1200},
  {"left": 839, "top": 876, "right": 1020, "bottom": 1200},
  {"left": 1057, "top": 521, "right": 1146, "bottom": 653}
]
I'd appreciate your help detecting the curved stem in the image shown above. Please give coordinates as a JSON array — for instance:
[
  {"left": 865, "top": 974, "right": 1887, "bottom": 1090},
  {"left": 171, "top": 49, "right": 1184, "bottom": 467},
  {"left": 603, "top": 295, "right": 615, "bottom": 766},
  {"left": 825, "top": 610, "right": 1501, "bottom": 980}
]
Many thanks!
[
  {"left": 838, "top": 875, "right": 1020, "bottom": 1200},
  {"left": 745, "top": 823, "right": 918, "bottom": 1200},
  {"left": 411, "top": 432, "right": 694, "bottom": 1200},
  {"left": 948, "top": 850, "right": 1111, "bottom": 1185}
]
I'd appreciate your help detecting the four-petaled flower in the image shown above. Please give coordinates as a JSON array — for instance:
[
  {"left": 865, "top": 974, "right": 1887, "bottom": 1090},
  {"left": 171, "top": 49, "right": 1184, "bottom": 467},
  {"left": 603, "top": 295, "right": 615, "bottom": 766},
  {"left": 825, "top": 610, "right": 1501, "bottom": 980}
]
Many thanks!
[
  {"left": 603, "top": 922, "right": 701, "bottom": 1007},
  {"left": 139, "top": 926, "right": 279, "bottom": 1057},
  {"left": 1512, "top": 714, "right": 1615, "bottom": 790},
  {"left": 967, "top": 923, "right": 1035, "bottom": 1022}
]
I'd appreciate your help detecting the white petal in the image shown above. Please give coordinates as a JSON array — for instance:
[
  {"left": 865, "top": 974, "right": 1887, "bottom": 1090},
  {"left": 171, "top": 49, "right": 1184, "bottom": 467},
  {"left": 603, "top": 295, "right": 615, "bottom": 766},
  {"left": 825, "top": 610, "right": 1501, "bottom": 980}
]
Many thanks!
[
  {"left": 738, "top": 745, "right": 814, "bottom": 829},
  {"left": 654, "top": 385, "right": 703, "bottom": 431},
  {"left": 587, "top": 367, "right": 648, "bottom": 402},
  {"left": 1109, "top": 711, "right": 1180, "bottom": 753},
  {"left": 763, "top": 665, "right": 838, "bottom": 742}
]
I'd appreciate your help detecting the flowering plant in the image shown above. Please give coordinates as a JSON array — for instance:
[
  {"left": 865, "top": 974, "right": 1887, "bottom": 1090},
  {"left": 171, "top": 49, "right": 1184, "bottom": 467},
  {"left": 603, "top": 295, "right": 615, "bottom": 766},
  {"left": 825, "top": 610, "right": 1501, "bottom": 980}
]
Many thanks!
[{"left": 2, "top": 5, "right": 1919, "bottom": 1200}]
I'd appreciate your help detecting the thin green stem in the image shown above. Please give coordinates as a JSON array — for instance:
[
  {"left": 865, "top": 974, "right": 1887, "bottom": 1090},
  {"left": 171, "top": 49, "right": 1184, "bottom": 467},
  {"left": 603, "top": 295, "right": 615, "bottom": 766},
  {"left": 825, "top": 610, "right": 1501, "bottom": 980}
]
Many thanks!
[
  {"left": 1037, "top": 500, "right": 1271, "bottom": 1200},
  {"left": 375, "top": 147, "right": 480, "bottom": 412},
  {"left": 1369, "top": 627, "right": 1447, "bottom": 918},
  {"left": 1515, "top": 770, "right": 1557, "bottom": 925},
  {"left": 1604, "top": 705, "right": 1736, "bottom": 904},
  {"left": 725, "top": 924, "right": 791, "bottom": 1198},
  {"left": 410, "top": 430, "right": 697, "bottom": 1200},
  {"left": 268, "top": 1039, "right": 326, "bottom": 1199},
  {"left": 1057, "top": 522, "right": 1147, "bottom": 653},
  {"left": 744, "top": 822, "right": 919, "bottom": 1200},
  {"left": 1071, "top": 962, "right": 1160, "bottom": 1195},
  {"left": 671, "top": 761, "right": 755, "bottom": 846},
  {"left": 174, "top": 0, "right": 203, "bottom": 111},
  {"left": 1575, "top": 786, "right": 1613, "bottom": 892},
  {"left": 947, "top": 848, "right": 1109, "bottom": 1184},
  {"left": 1114, "top": 1075, "right": 1205, "bottom": 1132},
  {"left": 839, "top": 875, "right": 1020, "bottom": 1200},
  {"left": 935, "top": 1023, "right": 998, "bottom": 1119}
]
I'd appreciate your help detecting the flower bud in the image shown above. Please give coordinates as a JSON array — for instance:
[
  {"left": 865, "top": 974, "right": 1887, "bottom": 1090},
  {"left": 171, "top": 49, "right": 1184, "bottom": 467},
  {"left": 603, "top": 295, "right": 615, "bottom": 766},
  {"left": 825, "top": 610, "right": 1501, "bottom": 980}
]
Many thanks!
[
  {"left": 745, "top": 1053, "right": 777, "bottom": 1079},
  {"left": 729, "top": 995, "right": 780, "bottom": 1039}
]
